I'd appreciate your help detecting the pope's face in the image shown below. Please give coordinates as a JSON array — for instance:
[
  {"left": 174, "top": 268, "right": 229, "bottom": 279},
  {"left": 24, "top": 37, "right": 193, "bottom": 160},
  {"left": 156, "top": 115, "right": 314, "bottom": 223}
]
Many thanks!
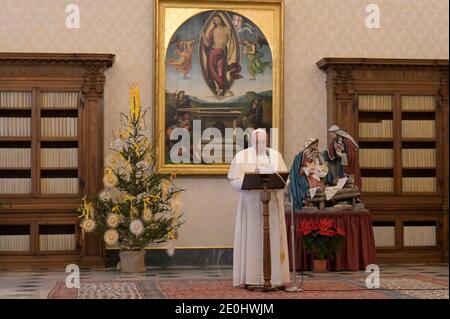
[
  {"left": 257, "top": 136, "right": 266, "bottom": 147},
  {"left": 254, "top": 132, "right": 267, "bottom": 151},
  {"left": 329, "top": 132, "right": 337, "bottom": 140}
]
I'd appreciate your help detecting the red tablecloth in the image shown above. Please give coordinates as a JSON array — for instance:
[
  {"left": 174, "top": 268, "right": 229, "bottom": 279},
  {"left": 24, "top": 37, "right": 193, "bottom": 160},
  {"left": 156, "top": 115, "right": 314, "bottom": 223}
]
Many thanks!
[{"left": 285, "top": 209, "right": 376, "bottom": 271}]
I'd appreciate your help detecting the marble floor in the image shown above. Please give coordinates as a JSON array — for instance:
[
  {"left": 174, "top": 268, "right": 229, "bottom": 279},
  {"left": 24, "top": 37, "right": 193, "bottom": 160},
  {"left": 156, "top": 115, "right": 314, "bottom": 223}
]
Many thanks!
[{"left": 0, "top": 263, "right": 448, "bottom": 299}]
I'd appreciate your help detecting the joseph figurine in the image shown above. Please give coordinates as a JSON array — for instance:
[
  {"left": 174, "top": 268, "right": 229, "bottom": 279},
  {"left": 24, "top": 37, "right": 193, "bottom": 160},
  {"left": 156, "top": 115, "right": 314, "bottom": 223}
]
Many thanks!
[{"left": 326, "top": 125, "right": 362, "bottom": 189}]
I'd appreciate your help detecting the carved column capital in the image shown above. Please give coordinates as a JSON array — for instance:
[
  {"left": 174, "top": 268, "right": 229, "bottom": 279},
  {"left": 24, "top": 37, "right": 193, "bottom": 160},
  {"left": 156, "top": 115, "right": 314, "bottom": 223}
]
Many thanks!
[
  {"left": 82, "top": 63, "right": 107, "bottom": 96},
  {"left": 334, "top": 67, "right": 355, "bottom": 100}
]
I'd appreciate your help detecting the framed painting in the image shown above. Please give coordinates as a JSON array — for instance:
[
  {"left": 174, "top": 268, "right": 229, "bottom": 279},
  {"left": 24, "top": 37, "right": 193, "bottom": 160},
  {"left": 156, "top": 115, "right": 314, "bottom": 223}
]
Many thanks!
[{"left": 154, "top": 0, "right": 284, "bottom": 174}]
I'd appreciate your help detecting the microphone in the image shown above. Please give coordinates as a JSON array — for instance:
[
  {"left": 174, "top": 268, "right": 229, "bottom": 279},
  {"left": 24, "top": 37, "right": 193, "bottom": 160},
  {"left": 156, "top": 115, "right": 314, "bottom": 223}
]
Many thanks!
[
  {"left": 255, "top": 149, "right": 276, "bottom": 174},
  {"left": 255, "top": 149, "right": 288, "bottom": 186}
]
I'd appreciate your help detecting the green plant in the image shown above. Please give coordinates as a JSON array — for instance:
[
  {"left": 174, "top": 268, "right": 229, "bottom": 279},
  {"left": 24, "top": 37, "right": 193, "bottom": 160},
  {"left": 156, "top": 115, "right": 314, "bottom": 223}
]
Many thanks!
[{"left": 299, "top": 219, "right": 345, "bottom": 260}]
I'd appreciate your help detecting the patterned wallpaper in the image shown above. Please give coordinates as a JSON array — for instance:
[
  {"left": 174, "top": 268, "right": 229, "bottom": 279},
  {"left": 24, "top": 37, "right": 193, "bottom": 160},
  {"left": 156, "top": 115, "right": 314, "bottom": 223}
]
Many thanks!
[{"left": 0, "top": 0, "right": 448, "bottom": 247}]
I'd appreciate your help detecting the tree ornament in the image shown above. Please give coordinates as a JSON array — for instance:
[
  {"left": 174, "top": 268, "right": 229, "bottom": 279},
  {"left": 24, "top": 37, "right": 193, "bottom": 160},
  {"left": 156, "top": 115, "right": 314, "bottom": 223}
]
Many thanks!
[
  {"left": 130, "top": 219, "right": 144, "bottom": 236},
  {"left": 81, "top": 219, "right": 96, "bottom": 233},
  {"left": 99, "top": 190, "right": 112, "bottom": 201},
  {"left": 106, "top": 213, "right": 120, "bottom": 228},
  {"left": 103, "top": 168, "right": 118, "bottom": 188},
  {"left": 166, "top": 230, "right": 177, "bottom": 257},
  {"left": 104, "top": 229, "right": 119, "bottom": 245},
  {"left": 143, "top": 206, "right": 153, "bottom": 222}
]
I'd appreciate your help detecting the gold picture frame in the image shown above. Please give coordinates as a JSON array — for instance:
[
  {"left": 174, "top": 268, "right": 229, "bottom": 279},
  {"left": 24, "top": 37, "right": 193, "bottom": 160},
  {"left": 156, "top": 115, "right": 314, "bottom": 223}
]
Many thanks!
[{"left": 154, "top": 0, "right": 284, "bottom": 175}]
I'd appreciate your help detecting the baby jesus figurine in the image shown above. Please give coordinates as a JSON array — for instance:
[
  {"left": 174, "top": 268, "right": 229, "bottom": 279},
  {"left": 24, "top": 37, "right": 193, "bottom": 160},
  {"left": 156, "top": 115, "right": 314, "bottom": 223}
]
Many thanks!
[{"left": 303, "top": 161, "right": 329, "bottom": 189}]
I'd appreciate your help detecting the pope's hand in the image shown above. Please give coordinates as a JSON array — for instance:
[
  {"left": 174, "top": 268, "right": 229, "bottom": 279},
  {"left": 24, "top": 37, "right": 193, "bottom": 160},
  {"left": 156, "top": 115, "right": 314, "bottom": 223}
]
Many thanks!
[{"left": 230, "top": 178, "right": 243, "bottom": 192}]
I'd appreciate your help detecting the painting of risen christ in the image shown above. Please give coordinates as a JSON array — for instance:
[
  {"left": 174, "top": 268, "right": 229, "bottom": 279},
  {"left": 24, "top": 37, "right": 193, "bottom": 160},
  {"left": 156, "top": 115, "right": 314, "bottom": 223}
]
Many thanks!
[
  {"left": 199, "top": 11, "right": 242, "bottom": 99},
  {"left": 163, "top": 8, "right": 275, "bottom": 167}
]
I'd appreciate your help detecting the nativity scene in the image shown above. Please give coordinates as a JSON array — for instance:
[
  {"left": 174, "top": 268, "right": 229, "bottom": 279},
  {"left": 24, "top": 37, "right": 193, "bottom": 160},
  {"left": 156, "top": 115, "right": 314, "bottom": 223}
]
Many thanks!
[{"left": 289, "top": 126, "right": 362, "bottom": 211}]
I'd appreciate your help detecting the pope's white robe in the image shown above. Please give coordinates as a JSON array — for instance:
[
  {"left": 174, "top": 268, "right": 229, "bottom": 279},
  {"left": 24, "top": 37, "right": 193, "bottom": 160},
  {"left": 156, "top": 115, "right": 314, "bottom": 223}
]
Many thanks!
[{"left": 228, "top": 147, "right": 290, "bottom": 287}]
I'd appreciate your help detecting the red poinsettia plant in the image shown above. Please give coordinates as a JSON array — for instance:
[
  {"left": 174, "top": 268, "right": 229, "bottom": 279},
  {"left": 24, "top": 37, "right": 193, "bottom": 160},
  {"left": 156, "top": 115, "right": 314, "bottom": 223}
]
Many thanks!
[{"left": 299, "top": 219, "right": 346, "bottom": 260}]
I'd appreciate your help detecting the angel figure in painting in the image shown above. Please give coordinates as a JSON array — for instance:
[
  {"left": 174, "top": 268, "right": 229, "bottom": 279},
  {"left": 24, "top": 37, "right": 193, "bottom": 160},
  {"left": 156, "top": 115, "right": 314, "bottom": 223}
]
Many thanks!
[
  {"left": 243, "top": 40, "right": 272, "bottom": 80},
  {"left": 167, "top": 40, "right": 195, "bottom": 79}
]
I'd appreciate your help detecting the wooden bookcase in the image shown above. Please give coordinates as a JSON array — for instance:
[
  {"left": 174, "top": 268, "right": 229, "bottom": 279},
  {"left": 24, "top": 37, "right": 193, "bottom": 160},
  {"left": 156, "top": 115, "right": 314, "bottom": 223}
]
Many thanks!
[
  {"left": 0, "top": 53, "right": 114, "bottom": 269},
  {"left": 317, "top": 58, "right": 449, "bottom": 263}
]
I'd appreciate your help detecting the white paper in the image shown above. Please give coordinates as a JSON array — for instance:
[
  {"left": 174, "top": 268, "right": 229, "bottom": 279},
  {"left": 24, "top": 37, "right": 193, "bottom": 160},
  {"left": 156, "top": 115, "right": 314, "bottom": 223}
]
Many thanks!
[{"left": 324, "top": 177, "right": 348, "bottom": 200}]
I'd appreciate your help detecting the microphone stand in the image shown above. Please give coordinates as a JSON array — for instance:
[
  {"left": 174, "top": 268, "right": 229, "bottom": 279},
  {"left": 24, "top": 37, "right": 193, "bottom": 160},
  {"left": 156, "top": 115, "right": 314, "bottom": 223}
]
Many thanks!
[{"left": 285, "top": 189, "right": 303, "bottom": 292}]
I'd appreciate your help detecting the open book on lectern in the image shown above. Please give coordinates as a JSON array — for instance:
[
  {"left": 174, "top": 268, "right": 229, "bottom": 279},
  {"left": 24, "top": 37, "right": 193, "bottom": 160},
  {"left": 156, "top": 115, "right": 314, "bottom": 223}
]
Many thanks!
[{"left": 241, "top": 172, "right": 289, "bottom": 191}]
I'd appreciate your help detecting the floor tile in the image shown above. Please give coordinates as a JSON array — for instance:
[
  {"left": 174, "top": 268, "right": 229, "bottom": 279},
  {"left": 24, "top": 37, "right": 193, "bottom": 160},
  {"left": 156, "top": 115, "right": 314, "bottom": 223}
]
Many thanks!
[{"left": 0, "top": 264, "right": 447, "bottom": 299}]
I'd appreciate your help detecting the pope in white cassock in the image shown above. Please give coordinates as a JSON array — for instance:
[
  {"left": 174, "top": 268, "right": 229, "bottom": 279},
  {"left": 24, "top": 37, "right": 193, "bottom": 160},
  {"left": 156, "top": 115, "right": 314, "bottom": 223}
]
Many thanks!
[{"left": 227, "top": 129, "right": 290, "bottom": 287}]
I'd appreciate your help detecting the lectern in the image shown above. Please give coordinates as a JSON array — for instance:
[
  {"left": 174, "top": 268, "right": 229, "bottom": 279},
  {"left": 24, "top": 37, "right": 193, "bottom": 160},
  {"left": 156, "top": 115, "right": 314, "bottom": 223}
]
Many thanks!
[{"left": 241, "top": 171, "right": 289, "bottom": 292}]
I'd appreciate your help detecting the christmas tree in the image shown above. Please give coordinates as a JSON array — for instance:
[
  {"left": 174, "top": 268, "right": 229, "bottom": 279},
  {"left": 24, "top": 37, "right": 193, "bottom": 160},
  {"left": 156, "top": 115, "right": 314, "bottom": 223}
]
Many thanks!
[{"left": 79, "top": 86, "right": 183, "bottom": 254}]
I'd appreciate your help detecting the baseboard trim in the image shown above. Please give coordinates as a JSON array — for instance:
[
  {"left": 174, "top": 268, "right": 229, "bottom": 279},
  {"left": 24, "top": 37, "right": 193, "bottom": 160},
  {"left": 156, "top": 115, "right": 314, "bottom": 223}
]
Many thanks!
[
  {"left": 106, "top": 246, "right": 234, "bottom": 250},
  {"left": 106, "top": 247, "right": 233, "bottom": 267}
]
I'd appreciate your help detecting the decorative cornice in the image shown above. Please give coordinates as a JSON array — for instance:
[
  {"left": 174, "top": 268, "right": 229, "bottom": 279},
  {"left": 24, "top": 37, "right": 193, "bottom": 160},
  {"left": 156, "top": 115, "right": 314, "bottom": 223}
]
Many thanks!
[
  {"left": 317, "top": 57, "right": 449, "bottom": 70},
  {"left": 0, "top": 52, "right": 115, "bottom": 67},
  {"left": 0, "top": 52, "right": 115, "bottom": 95},
  {"left": 317, "top": 58, "right": 449, "bottom": 100}
]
